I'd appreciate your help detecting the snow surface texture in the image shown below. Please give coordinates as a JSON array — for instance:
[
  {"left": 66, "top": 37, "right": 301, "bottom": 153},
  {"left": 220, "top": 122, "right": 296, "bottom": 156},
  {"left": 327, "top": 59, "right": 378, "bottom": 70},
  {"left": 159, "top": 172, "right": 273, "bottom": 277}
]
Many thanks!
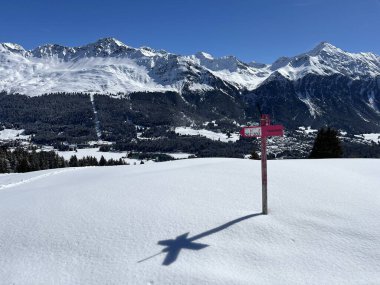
[
  {"left": 57, "top": 147, "right": 127, "bottom": 161},
  {"left": 355, "top": 133, "right": 380, "bottom": 143},
  {"left": 58, "top": 147, "right": 193, "bottom": 161},
  {"left": 164, "top": 152, "right": 194, "bottom": 159},
  {"left": 297, "top": 126, "right": 318, "bottom": 134},
  {"left": 1, "top": 39, "right": 379, "bottom": 96},
  {"left": 0, "top": 158, "right": 379, "bottom": 284},
  {"left": 175, "top": 127, "right": 240, "bottom": 142},
  {"left": 0, "top": 128, "right": 30, "bottom": 141}
]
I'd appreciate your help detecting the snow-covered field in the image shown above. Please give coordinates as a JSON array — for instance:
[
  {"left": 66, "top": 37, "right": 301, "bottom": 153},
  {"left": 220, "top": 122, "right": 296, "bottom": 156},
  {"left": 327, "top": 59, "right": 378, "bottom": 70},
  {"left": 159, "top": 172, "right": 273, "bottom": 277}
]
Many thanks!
[
  {"left": 0, "top": 128, "right": 30, "bottom": 141},
  {"left": 57, "top": 147, "right": 128, "bottom": 161},
  {"left": 56, "top": 147, "right": 144, "bottom": 165},
  {"left": 56, "top": 147, "right": 193, "bottom": 162},
  {"left": 165, "top": 152, "right": 194, "bottom": 159},
  {"left": 175, "top": 127, "right": 240, "bottom": 142},
  {"left": 355, "top": 133, "right": 380, "bottom": 143},
  {"left": 0, "top": 158, "right": 379, "bottom": 284}
]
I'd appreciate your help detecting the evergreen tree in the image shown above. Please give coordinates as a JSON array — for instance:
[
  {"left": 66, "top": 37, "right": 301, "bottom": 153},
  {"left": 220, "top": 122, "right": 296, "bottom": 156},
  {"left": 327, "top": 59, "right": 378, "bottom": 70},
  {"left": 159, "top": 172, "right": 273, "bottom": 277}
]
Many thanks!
[
  {"left": 99, "top": 155, "right": 107, "bottom": 166},
  {"left": 29, "top": 150, "right": 40, "bottom": 171},
  {"left": 17, "top": 157, "right": 30, "bottom": 173},
  {"left": 309, "top": 127, "right": 343, "bottom": 158},
  {"left": 0, "top": 156, "right": 11, "bottom": 173},
  {"left": 107, "top": 158, "right": 115, "bottom": 166},
  {"left": 69, "top": 155, "right": 78, "bottom": 167}
]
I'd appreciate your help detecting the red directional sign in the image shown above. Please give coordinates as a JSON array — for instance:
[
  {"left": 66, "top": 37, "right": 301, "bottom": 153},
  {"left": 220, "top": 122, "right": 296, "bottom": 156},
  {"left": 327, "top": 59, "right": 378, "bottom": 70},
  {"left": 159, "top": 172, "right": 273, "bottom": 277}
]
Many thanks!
[
  {"left": 262, "top": 125, "right": 284, "bottom": 137},
  {"left": 240, "top": 124, "right": 283, "bottom": 138},
  {"left": 240, "top": 115, "right": 284, "bottom": 215}
]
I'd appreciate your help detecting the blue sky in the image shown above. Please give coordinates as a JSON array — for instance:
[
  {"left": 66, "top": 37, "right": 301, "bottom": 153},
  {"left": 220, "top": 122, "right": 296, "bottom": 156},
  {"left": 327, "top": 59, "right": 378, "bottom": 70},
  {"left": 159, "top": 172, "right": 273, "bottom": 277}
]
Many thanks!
[{"left": 1, "top": 0, "right": 379, "bottom": 63}]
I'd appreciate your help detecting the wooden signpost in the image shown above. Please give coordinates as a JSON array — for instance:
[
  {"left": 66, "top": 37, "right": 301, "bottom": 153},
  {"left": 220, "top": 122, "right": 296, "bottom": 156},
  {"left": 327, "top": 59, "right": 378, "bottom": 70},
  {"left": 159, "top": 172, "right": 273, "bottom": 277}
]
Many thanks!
[{"left": 240, "top": 114, "right": 284, "bottom": 215}]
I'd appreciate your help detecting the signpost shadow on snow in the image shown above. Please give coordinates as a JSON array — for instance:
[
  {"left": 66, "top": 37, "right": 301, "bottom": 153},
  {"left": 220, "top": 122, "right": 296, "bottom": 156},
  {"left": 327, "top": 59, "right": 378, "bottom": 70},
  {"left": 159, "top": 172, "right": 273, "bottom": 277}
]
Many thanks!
[{"left": 138, "top": 213, "right": 261, "bottom": 266}]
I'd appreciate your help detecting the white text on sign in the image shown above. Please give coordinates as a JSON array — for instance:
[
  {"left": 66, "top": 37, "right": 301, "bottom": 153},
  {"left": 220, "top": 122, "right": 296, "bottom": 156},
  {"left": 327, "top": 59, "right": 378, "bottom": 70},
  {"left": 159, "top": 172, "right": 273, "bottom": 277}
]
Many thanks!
[{"left": 244, "top": 127, "right": 261, "bottom": 137}]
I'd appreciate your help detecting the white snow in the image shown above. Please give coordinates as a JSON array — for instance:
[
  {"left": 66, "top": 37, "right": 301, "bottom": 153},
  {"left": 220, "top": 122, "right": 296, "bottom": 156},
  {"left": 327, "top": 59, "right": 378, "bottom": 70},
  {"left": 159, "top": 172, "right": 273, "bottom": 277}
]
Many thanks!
[
  {"left": 339, "top": 131, "right": 347, "bottom": 136},
  {"left": 274, "top": 42, "right": 380, "bottom": 80},
  {"left": 297, "top": 93, "right": 322, "bottom": 118},
  {"left": 297, "top": 126, "right": 318, "bottom": 134},
  {"left": 2, "top": 39, "right": 378, "bottom": 96},
  {"left": 175, "top": 127, "right": 240, "bottom": 142},
  {"left": 56, "top": 147, "right": 128, "bottom": 161},
  {"left": 0, "top": 55, "right": 174, "bottom": 96},
  {"left": 355, "top": 133, "right": 380, "bottom": 143},
  {"left": 188, "top": 82, "right": 214, "bottom": 92},
  {"left": 208, "top": 68, "right": 269, "bottom": 90},
  {"left": 57, "top": 147, "right": 193, "bottom": 163},
  {"left": 0, "top": 128, "right": 30, "bottom": 141},
  {"left": 367, "top": 91, "right": 379, "bottom": 112},
  {"left": 56, "top": 147, "right": 146, "bottom": 164},
  {"left": 165, "top": 152, "right": 194, "bottom": 159},
  {"left": 0, "top": 158, "right": 379, "bottom": 284}
]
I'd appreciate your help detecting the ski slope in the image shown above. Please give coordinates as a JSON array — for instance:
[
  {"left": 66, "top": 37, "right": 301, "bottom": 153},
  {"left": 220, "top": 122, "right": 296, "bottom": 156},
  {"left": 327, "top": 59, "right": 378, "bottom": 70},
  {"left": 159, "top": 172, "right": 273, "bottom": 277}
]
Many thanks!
[{"left": 0, "top": 158, "right": 379, "bottom": 284}]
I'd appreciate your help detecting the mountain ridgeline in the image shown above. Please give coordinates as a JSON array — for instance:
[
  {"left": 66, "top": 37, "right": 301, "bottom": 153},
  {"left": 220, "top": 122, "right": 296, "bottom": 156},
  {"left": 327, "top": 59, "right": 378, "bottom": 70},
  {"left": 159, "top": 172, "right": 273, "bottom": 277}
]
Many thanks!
[{"left": 0, "top": 38, "right": 380, "bottom": 133}]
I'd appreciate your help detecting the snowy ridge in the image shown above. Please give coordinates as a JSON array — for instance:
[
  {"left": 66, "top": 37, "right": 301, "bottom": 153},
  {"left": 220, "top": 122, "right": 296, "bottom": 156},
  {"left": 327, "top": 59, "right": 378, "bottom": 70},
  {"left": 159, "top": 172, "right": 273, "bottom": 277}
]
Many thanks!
[
  {"left": 272, "top": 42, "right": 380, "bottom": 80},
  {"left": 0, "top": 39, "right": 379, "bottom": 96}
]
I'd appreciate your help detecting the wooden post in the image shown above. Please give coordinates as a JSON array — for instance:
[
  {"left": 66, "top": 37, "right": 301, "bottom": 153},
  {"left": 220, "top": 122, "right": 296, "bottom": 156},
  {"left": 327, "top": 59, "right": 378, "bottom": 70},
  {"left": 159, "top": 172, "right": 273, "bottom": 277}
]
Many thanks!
[{"left": 260, "top": 115, "right": 269, "bottom": 215}]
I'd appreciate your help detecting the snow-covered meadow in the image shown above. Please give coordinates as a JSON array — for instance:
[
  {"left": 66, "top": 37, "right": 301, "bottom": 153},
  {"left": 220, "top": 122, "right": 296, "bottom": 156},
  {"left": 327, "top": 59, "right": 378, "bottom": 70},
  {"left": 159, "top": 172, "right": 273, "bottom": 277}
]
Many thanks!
[
  {"left": 0, "top": 158, "right": 379, "bottom": 284},
  {"left": 0, "top": 129, "right": 30, "bottom": 141},
  {"left": 56, "top": 147, "right": 127, "bottom": 161},
  {"left": 56, "top": 147, "right": 193, "bottom": 162},
  {"left": 175, "top": 127, "right": 240, "bottom": 142},
  {"left": 355, "top": 133, "right": 380, "bottom": 144}
]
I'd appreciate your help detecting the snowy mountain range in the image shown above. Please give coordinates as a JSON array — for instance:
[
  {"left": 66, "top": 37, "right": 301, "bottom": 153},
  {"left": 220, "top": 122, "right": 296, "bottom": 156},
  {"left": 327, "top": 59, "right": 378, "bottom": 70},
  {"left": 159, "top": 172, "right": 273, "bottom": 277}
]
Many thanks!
[
  {"left": 1, "top": 38, "right": 379, "bottom": 96},
  {"left": 1, "top": 38, "right": 380, "bottom": 132}
]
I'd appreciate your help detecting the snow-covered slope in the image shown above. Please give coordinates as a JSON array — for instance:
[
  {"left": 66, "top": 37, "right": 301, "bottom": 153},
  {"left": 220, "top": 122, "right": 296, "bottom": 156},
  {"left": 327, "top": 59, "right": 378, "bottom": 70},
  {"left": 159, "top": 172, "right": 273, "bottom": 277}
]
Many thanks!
[
  {"left": 1, "top": 38, "right": 379, "bottom": 96},
  {"left": 1, "top": 158, "right": 379, "bottom": 284},
  {"left": 0, "top": 38, "right": 266, "bottom": 96},
  {"left": 190, "top": 51, "right": 270, "bottom": 90},
  {"left": 271, "top": 42, "right": 380, "bottom": 80},
  {"left": 0, "top": 39, "right": 175, "bottom": 95}
]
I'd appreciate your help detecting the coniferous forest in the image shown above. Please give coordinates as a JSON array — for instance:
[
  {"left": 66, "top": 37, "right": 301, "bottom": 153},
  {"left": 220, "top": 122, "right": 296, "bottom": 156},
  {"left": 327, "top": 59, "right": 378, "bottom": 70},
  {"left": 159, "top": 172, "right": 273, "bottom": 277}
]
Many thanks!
[
  {"left": 0, "top": 146, "right": 126, "bottom": 173},
  {"left": 0, "top": 92, "right": 97, "bottom": 144},
  {"left": 1, "top": 92, "right": 380, "bottom": 160}
]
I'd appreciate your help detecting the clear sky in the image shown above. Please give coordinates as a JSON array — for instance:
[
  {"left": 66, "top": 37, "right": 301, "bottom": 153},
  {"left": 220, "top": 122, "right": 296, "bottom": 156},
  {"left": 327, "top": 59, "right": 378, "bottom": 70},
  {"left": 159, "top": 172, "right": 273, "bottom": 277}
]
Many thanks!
[{"left": 1, "top": 0, "right": 379, "bottom": 63}]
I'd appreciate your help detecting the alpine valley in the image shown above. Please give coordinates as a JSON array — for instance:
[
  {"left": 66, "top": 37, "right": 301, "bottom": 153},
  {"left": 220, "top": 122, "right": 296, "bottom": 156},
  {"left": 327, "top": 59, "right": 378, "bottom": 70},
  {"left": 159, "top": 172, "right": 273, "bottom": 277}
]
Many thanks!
[{"left": 1, "top": 38, "right": 380, "bottom": 158}]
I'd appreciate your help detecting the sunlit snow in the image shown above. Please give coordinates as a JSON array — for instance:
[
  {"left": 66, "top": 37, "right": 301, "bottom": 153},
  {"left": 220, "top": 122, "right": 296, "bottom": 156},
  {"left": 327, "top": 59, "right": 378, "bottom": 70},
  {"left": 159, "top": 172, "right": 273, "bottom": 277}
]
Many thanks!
[
  {"left": 0, "top": 129, "right": 30, "bottom": 141},
  {"left": 0, "top": 159, "right": 379, "bottom": 284},
  {"left": 175, "top": 127, "right": 240, "bottom": 142}
]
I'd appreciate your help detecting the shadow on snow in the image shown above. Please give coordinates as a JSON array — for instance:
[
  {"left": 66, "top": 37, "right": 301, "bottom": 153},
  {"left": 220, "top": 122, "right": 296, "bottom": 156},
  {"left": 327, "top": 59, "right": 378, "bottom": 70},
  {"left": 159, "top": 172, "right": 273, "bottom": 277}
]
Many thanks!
[{"left": 138, "top": 213, "right": 261, "bottom": 266}]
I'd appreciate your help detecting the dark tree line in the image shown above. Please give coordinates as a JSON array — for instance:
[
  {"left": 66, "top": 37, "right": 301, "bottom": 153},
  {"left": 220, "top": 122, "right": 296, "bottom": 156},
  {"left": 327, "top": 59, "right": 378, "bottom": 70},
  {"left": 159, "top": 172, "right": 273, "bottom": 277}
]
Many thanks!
[
  {"left": 0, "top": 92, "right": 97, "bottom": 144},
  {"left": 2, "top": 92, "right": 378, "bottom": 159},
  {"left": 67, "top": 155, "right": 126, "bottom": 167},
  {"left": 309, "top": 127, "right": 343, "bottom": 158},
  {"left": 0, "top": 147, "right": 126, "bottom": 173},
  {"left": 113, "top": 136, "right": 259, "bottom": 158},
  {"left": 127, "top": 152, "right": 175, "bottom": 162},
  {"left": 0, "top": 147, "right": 65, "bottom": 173},
  {"left": 342, "top": 141, "right": 380, "bottom": 158}
]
